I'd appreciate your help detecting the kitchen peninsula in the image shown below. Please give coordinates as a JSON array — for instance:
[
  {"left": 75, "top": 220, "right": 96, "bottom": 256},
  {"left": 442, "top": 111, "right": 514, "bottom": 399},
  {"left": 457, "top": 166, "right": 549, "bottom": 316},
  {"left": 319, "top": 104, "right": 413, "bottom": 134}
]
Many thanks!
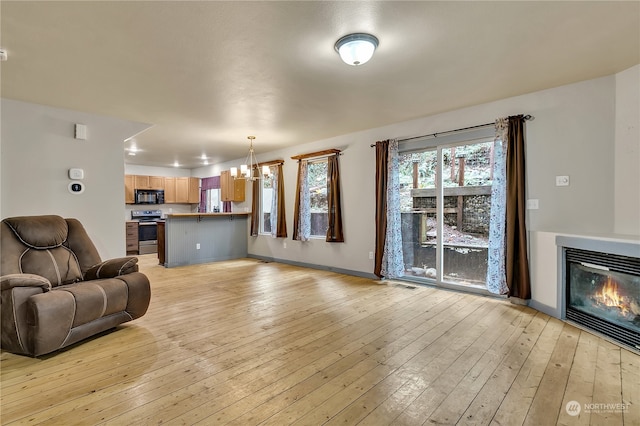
[{"left": 159, "top": 212, "right": 249, "bottom": 267}]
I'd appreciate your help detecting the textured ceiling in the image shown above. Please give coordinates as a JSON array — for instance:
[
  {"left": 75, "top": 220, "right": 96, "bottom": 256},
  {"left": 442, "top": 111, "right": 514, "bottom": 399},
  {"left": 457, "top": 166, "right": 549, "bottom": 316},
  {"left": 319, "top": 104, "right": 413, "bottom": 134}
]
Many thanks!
[{"left": 2, "top": 1, "right": 638, "bottom": 168}]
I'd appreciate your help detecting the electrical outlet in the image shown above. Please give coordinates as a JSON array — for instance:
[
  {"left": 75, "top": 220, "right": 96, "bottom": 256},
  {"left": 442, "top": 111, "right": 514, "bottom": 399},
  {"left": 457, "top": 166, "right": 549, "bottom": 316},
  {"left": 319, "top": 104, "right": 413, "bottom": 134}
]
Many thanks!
[
  {"left": 556, "top": 175, "right": 570, "bottom": 186},
  {"left": 369, "top": 251, "right": 374, "bottom": 259},
  {"left": 196, "top": 243, "right": 200, "bottom": 250},
  {"left": 283, "top": 242, "right": 287, "bottom": 249},
  {"left": 527, "top": 199, "right": 539, "bottom": 210}
]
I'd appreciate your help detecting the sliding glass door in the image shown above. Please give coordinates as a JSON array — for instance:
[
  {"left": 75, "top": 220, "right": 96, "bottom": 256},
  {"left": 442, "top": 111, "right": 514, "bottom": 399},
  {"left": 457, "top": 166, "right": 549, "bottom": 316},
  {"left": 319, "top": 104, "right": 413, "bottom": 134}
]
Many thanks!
[{"left": 398, "top": 129, "right": 495, "bottom": 291}]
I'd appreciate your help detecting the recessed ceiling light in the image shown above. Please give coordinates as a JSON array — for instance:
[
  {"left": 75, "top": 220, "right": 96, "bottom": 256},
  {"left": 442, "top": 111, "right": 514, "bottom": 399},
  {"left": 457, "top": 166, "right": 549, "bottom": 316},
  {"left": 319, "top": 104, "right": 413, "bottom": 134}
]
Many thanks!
[{"left": 201, "top": 154, "right": 207, "bottom": 160}]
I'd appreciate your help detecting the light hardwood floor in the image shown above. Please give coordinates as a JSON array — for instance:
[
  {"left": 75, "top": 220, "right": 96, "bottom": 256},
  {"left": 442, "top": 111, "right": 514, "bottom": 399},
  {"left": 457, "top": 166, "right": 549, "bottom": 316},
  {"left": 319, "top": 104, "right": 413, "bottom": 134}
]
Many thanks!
[{"left": 1, "top": 256, "right": 638, "bottom": 425}]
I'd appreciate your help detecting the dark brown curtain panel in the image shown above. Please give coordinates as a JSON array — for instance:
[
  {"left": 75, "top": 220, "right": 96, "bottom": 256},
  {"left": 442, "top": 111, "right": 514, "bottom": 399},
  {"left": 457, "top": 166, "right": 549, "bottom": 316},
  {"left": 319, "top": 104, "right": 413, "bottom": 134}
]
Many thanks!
[
  {"left": 326, "top": 154, "right": 344, "bottom": 242},
  {"left": 250, "top": 177, "right": 260, "bottom": 237},
  {"left": 275, "top": 164, "right": 287, "bottom": 238},
  {"left": 374, "top": 140, "right": 389, "bottom": 278},
  {"left": 505, "top": 115, "right": 531, "bottom": 299}
]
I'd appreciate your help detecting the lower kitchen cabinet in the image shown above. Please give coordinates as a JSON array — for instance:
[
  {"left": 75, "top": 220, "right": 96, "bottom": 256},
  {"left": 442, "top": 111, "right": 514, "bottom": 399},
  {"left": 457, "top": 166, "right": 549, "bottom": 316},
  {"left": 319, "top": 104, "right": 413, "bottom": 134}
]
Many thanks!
[{"left": 126, "top": 221, "right": 139, "bottom": 255}]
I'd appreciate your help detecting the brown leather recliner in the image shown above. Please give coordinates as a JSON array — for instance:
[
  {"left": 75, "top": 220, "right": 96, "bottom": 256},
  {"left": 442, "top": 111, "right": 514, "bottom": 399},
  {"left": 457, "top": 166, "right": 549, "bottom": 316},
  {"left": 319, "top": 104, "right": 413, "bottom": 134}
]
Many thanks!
[{"left": 1, "top": 215, "right": 151, "bottom": 357}]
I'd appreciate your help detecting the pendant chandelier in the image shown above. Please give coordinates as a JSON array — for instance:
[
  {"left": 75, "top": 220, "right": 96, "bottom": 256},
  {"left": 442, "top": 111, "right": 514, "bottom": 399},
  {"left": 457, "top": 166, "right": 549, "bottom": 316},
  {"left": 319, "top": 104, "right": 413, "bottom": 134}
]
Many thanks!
[{"left": 230, "top": 136, "right": 270, "bottom": 181}]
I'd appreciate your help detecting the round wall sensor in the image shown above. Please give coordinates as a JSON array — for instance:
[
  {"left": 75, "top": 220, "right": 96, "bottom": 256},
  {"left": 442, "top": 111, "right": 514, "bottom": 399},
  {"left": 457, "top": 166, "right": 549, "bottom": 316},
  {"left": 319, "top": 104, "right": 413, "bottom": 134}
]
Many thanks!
[{"left": 68, "top": 181, "right": 85, "bottom": 194}]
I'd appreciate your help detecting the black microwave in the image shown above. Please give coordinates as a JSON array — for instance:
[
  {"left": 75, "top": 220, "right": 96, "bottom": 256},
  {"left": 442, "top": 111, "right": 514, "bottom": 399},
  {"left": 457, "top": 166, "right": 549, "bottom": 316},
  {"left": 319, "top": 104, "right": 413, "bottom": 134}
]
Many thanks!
[{"left": 135, "top": 189, "right": 164, "bottom": 204}]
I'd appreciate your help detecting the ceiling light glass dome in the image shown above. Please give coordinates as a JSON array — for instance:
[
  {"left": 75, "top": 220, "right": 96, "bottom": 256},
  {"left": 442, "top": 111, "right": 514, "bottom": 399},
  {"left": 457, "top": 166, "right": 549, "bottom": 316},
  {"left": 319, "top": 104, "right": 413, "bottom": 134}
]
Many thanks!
[{"left": 334, "top": 33, "right": 379, "bottom": 66}]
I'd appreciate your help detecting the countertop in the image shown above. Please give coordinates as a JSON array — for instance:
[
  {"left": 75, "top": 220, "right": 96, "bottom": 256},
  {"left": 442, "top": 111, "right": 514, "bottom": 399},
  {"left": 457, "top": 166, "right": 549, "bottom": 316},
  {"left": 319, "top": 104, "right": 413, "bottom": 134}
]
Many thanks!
[{"left": 164, "top": 212, "right": 251, "bottom": 218}]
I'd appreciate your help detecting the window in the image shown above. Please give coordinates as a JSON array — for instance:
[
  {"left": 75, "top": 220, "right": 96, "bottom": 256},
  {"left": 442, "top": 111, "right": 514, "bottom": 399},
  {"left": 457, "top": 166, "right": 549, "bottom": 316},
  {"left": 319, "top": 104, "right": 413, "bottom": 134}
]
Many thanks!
[
  {"left": 205, "top": 188, "right": 221, "bottom": 213},
  {"left": 398, "top": 127, "right": 496, "bottom": 289},
  {"left": 292, "top": 149, "right": 343, "bottom": 242},
  {"left": 307, "top": 159, "right": 328, "bottom": 237},
  {"left": 259, "top": 172, "right": 274, "bottom": 234}
]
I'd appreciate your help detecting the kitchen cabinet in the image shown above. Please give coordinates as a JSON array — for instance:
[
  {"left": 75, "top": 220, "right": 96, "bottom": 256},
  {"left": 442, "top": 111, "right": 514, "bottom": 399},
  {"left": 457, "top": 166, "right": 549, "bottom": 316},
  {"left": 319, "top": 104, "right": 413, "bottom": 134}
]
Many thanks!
[
  {"left": 134, "top": 175, "right": 164, "bottom": 190},
  {"left": 221, "top": 170, "right": 245, "bottom": 202},
  {"left": 157, "top": 221, "right": 165, "bottom": 266},
  {"left": 124, "top": 175, "right": 135, "bottom": 204},
  {"left": 164, "top": 177, "right": 176, "bottom": 203},
  {"left": 175, "top": 177, "right": 190, "bottom": 203},
  {"left": 126, "top": 221, "right": 139, "bottom": 255},
  {"left": 188, "top": 177, "right": 200, "bottom": 204},
  {"left": 125, "top": 174, "right": 199, "bottom": 205},
  {"left": 163, "top": 177, "right": 200, "bottom": 204}
]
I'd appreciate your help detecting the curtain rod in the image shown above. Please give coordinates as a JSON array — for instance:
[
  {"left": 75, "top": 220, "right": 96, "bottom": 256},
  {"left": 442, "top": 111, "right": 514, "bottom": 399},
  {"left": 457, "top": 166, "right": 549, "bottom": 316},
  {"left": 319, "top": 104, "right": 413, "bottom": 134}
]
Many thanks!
[
  {"left": 253, "top": 159, "right": 284, "bottom": 168},
  {"left": 291, "top": 148, "right": 341, "bottom": 161},
  {"left": 370, "top": 114, "right": 533, "bottom": 147}
]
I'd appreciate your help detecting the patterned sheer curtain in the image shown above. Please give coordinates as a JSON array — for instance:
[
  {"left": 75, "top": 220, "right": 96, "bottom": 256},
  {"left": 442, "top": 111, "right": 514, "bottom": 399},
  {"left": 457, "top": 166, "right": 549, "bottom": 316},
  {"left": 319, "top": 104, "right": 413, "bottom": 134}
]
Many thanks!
[
  {"left": 487, "top": 115, "right": 531, "bottom": 299},
  {"left": 486, "top": 118, "right": 509, "bottom": 294},
  {"left": 270, "top": 165, "right": 279, "bottom": 237},
  {"left": 374, "top": 139, "right": 404, "bottom": 279},
  {"left": 292, "top": 159, "right": 310, "bottom": 241}
]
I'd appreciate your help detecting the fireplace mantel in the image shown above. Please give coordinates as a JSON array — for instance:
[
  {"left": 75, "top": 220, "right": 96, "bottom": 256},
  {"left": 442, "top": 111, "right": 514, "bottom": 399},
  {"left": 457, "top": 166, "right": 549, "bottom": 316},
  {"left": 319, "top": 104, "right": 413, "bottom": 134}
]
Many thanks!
[{"left": 556, "top": 233, "right": 640, "bottom": 258}]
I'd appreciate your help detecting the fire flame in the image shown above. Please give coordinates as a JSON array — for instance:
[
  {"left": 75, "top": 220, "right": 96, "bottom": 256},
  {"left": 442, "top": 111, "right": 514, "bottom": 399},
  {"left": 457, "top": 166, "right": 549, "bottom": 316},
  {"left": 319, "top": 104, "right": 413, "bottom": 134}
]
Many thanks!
[
  {"left": 599, "top": 277, "right": 622, "bottom": 307},
  {"left": 591, "top": 276, "right": 638, "bottom": 319}
]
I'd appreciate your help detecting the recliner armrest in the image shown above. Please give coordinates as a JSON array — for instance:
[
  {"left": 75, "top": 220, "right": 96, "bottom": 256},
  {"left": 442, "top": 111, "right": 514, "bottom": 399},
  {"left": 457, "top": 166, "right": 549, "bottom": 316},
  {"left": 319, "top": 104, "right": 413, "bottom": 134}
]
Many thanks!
[
  {"left": 84, "top": 257, "right": 139, "bottom": 280},
  {"left": 1, "top": 274, "right": 51, "bottom": 292}
]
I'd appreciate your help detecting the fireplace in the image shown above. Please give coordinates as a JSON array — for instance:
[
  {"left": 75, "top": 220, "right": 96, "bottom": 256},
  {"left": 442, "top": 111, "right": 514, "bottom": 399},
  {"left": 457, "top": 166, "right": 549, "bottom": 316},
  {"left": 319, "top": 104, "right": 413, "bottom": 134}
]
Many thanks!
[{"left": 564, "top": 247, "right": 640, "bottom": 351}]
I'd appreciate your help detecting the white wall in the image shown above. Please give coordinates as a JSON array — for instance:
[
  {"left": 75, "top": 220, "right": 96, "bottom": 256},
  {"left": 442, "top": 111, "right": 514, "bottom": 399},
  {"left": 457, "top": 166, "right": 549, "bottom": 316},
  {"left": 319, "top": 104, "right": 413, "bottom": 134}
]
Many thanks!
[
  {"left": 1, "top": 99, "right": 150, "bottom": 259},
  {"left": 194, "top": 70, "right": 634, "bottom": 278},
  {"left": 614, "top": 64, "right": 640, "bottom": 235},
  {"left": 124, "top": 164, "right": 191, "bottom": 178}
]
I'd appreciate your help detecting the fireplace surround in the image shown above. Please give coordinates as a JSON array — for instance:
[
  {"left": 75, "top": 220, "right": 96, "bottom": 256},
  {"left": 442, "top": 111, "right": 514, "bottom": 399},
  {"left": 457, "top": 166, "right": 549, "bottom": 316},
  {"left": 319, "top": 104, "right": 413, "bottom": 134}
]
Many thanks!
[{"left": 557, "top": 235, "right": 640, "bottom": 352}]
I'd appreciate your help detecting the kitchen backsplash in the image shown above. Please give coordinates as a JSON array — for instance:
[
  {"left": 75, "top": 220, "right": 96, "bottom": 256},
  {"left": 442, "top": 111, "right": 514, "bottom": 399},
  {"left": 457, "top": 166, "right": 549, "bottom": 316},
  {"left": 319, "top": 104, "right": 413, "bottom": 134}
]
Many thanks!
[{"left": 125, "top": 203, "right": 196, "bottom": 221}]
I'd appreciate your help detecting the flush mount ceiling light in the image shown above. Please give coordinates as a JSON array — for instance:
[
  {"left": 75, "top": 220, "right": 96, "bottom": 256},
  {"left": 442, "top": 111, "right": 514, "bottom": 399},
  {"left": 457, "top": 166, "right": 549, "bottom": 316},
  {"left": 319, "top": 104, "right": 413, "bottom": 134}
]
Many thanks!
[
  {"left": 230, "top": 136, "right": 270, "bottom": 181},
  {"left": 334, "top": 33, "right": 379, "bottom": 66}
]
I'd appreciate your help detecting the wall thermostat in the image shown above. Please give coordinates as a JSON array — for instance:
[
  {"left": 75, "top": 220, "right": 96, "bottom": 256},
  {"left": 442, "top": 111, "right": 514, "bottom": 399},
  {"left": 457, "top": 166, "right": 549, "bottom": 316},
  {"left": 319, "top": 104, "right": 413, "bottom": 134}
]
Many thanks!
[
  {"left": 68, "top": 168, "right": 84, "bottom": 180},
  {"left": 68, "top": 181, "right": 85, "bottom": 194}
]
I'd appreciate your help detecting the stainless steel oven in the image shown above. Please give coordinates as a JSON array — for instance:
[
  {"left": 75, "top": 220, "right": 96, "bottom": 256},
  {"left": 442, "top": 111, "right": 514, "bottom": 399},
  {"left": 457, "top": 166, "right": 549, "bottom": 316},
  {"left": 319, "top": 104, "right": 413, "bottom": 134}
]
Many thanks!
[
  {"left": 138, "top": 222, "right": 158, "bottom": 254},
  {"left": 131, "top": 210, "right": 162, "bottom": 255}
]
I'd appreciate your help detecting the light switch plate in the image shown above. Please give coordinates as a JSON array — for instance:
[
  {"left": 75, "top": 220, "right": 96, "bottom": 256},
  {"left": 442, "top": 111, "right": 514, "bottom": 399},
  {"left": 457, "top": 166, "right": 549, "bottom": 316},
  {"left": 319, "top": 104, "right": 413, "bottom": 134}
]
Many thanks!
[
  {"left": 74, "top": 124, "right": 87, "bottom": 140},
  {"left": 527, "top": 199, "right": 539, "bottom": 210},
  {"left": 556, "top": 175, "right": 570, "bottom": 186}
]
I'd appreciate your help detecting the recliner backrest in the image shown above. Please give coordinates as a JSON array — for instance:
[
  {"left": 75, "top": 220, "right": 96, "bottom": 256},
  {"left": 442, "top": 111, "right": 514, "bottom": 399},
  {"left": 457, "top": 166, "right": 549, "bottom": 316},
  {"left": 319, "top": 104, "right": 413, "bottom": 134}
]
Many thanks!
[{"left": 1, "top": 215, "right": 102, "bottom": 286}]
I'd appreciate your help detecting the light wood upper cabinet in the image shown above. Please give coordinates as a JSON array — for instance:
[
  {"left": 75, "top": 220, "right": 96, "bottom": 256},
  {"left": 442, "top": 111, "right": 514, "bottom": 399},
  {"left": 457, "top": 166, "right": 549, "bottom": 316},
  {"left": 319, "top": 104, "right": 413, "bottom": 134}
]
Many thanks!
[
  {"left": 220, "top": 170, "right": 245, "bottom": 202},
  {"left": 164, "top": 177, "right": 176, "bottom": 203},
  {"left": 175, "top": 177, "right": 189, "bottom": 203},
  {"left": 149, "top": 176, "right": 164, "bottom": 190},
  {"left": 126, "top": 174, "right": 200, "bottom": 205},
  {"left": 124, "top": 175, "right": 135, "bottom": 204},
  {"left": 188, "top": 177, "right": 200, "bottom": 204},
  {"left": 134, "top": 175, "right": 164, "bottom": 190}
]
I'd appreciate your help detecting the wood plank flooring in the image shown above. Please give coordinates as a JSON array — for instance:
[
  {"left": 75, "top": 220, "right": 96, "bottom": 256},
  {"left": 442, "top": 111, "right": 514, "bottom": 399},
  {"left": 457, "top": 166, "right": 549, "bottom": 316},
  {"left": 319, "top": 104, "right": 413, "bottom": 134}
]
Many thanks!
[{"left": 1, "top": 256, "right": 638, "bottom": 425}]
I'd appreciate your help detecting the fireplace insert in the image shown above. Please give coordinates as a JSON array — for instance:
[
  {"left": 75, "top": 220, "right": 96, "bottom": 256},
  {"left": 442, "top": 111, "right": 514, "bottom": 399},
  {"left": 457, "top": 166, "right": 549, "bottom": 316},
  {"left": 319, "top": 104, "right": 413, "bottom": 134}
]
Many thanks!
[{"left": 565, "top": 248, "right": 640, "bottom": 351}]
